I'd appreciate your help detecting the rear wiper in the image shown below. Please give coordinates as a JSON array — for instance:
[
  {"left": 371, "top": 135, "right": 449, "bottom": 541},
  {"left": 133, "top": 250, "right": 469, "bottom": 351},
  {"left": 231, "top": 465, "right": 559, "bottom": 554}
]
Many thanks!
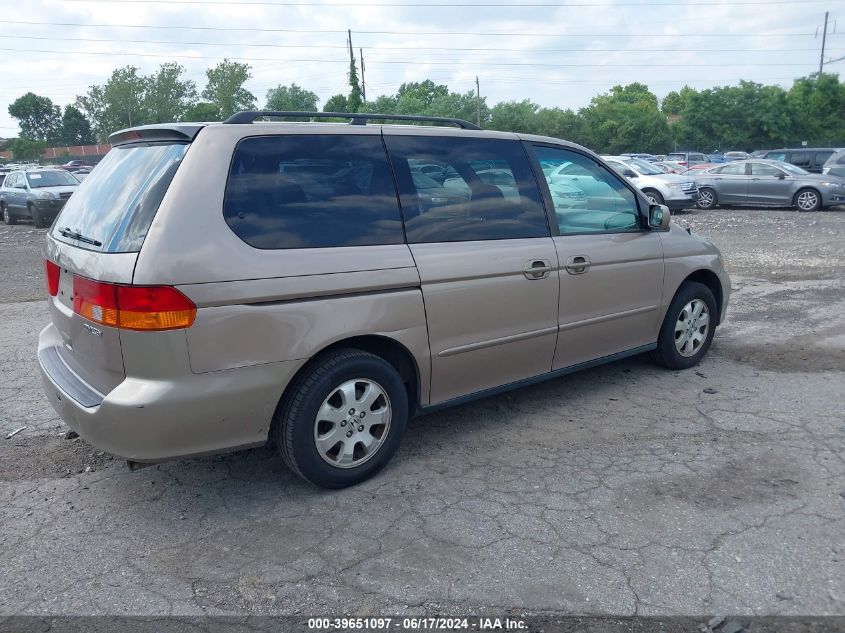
[{"left": 59, "top": 227, "right": 102, "bottom": 247}]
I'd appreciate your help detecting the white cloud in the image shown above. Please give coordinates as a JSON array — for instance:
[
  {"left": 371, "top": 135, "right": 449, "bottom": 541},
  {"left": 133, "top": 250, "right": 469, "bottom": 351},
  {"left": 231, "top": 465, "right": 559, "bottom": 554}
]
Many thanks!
[{"left": 0, "top": 0, "right": 840, "bottom": 138}]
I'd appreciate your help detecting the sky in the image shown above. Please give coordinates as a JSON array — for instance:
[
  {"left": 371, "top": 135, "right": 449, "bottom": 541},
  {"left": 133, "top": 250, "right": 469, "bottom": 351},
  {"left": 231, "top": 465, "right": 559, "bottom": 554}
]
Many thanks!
[{"left": 0, "top": 0, "right": 843, "bottom": 139}]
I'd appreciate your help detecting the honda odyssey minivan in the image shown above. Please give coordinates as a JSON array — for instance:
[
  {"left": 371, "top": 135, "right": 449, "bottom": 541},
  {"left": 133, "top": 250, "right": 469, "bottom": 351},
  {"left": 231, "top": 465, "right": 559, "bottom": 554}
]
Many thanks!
[{"left": 38, "top": 111, "right": 730, "bottom": 488}]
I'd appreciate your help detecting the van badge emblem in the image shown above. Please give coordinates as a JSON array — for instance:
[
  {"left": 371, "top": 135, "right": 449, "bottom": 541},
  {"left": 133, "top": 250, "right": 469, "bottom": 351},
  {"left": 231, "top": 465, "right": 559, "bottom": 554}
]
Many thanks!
[{"left": 82, "top": 323, "right": 103, "bottom": 338}]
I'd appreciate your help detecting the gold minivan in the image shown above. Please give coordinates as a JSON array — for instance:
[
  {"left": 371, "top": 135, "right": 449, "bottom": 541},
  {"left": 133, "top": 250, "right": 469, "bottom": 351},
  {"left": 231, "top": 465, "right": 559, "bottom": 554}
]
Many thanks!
[{"left": 38, "top": 112, "right": 730, "bottom": 488}]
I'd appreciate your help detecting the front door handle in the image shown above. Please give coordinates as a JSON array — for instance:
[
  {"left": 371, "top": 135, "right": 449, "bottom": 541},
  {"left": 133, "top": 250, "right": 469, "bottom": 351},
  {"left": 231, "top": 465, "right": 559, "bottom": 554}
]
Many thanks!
[
  {"left": 523, "top": 259, "right": 552, "bottom": 280},
  {"left": 565, "top": 255, "right": 591, "bottom": 275}
]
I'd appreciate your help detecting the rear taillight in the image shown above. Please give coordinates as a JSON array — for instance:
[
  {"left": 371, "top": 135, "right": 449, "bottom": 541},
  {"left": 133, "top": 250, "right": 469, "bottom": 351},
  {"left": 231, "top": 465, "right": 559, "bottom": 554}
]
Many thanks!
[
  {"left": 72, "top": 275, "right": 196, "bottom": 331},
  {"left": 44, "top": 260, "right": 60, "bottom": 296}
]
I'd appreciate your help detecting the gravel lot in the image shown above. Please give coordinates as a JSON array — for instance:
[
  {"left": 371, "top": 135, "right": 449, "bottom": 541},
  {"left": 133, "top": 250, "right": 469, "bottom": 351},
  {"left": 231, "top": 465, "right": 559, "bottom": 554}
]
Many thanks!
[{"left": 0, "top": 209, "right": 843, "bottom": 619}]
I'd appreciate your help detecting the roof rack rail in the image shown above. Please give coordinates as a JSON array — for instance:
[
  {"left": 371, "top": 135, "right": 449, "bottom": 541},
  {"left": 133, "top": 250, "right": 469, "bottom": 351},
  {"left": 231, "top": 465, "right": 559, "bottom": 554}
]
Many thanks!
[{"left": 222, "top": 111, "right": 481, "bottom": 130}]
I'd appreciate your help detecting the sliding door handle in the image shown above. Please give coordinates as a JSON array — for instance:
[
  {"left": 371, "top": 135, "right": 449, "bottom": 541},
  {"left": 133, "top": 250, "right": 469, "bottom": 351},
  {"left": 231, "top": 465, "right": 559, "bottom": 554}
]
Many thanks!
[{"left": 523, "top": 259, "right": 553, "bottom": 280}]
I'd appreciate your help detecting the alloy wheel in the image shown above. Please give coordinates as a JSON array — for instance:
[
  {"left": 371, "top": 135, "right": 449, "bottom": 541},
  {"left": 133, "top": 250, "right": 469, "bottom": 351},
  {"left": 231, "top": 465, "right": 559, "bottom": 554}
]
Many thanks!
[
  {"left": 674, "top": 299, "right": 710, "bottom": 358},
  {"left": 313, "top": 378, "right": 392, "bottom": 468},
  {"left": 796, "top": 191, "right": 819, "bottom": 211},
  {"left": 698, "top": 190, "right": 714, "bottom": 208}
]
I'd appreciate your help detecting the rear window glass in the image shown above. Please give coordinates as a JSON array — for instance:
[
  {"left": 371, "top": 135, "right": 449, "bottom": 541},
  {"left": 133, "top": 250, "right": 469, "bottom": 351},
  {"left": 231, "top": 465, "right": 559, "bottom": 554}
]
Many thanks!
[
  {"left": 51, "top": 143, "right": 187, "bottom": 253},
  {"left": 223, "top": 135, "right": 403, "bottom": 249}
]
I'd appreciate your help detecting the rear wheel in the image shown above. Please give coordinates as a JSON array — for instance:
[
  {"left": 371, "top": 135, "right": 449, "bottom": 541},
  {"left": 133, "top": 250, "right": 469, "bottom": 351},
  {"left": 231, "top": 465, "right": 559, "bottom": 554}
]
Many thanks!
[
  {"left": 643, "top": 189, "right": 665, "bottom": 205},
  {"left": 794, "top": 188, "right": 821, "bottom": 212},
  {"left": 1, "top": 203, "right": 16, "bottom": 225},
  {"left": 274, "top": 349, "right": 408, "bottom": 489},
  {"left": 697, "top": 187, "right": 718, "bottom": 210},
  {"left": 651, "top": 281, "right": 717, "bottom": 370}
]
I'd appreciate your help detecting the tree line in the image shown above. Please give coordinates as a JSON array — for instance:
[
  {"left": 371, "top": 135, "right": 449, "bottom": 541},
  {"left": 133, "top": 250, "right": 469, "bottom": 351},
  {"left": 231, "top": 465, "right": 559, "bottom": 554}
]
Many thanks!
[{"left": 6, "top": 58, "right": 845, "bottom": 160}]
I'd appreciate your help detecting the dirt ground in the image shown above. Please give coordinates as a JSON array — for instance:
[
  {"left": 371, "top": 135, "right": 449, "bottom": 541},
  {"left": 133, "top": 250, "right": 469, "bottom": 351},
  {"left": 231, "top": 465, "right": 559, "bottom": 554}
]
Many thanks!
[{"left": 0, "top": 208, "right": 843, "bottom": 621}]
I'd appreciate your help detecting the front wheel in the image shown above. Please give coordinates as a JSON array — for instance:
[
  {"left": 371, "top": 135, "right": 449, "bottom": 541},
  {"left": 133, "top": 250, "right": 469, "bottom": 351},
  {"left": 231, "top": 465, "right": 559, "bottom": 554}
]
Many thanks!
[
  {"left": 651, "top": 282, "right": 717, "bottom": 370},
  {"left": 794, "top": 188, "right": 821, "bottom": 212},
  {"left": 274, "top": 349, "right": 408, "bottom": 489},
  {"left": 30, "top": 204, "right": 49, "bottom": 229},
  {"left": 643, "top": 189, "right": 665, "bottom": 205},
  {"left": 697, "top": 187, "right": 718, "bottom": 210}
]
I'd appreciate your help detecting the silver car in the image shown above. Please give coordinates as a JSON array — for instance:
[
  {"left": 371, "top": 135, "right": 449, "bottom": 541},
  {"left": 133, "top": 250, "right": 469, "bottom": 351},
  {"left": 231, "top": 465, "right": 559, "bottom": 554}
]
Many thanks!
[
  {"left": 38, "top": 111, "right": 730, "bottom": 489},
  {"left": 694, "top": 159, "right": 845, "bottom": 211}
]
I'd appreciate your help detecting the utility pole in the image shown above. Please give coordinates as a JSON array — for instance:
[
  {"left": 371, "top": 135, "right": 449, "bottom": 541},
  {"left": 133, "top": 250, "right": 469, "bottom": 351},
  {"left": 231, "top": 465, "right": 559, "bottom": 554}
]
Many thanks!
[
  {"left": 347, "top": 29, "right": 354, "bottom": 66},
  {"left": 475, "top": 76, "right": 481, "bottom": 127},
  {"left": 360, "top": 48, "right": 366, "bottom": 101},
  {"left": 819, "top": 11, "right": 829, "bottom": 74}
]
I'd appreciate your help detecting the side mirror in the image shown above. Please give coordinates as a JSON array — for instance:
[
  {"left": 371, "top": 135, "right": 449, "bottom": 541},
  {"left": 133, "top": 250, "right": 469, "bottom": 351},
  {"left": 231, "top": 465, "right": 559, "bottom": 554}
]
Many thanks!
[
  {"left": 623, "top": 169, "right": 638, "bottom": 178},
  {"left": 776, "top": 172, "right": 786, "bottom": 179},
  {"left": 648, "top": 204, "right": 671, "bottom": 230}
]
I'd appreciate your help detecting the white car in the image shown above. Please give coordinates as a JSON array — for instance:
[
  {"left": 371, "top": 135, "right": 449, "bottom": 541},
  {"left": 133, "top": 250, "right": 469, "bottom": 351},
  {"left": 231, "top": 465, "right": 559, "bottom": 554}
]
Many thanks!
[{"left": 602, "top": 156, "right": 699, "bottom": 211}]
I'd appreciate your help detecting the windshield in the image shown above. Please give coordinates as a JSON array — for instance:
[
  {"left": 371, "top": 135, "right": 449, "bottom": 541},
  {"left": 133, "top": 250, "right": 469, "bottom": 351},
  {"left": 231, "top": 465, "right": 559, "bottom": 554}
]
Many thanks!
[
  {"left": 625, "top": 158, "right": 663, "bottom": 175},
  {"left": 51, "top": 142, "right": 187, "bottom": 253},
  {"left": 27, "top": 171, "right": 79, "bottom": 188}
]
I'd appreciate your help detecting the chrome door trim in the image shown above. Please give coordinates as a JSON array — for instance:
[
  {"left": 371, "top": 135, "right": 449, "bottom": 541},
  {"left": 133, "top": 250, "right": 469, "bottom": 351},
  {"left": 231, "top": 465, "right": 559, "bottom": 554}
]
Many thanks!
[
  {"left": 558, "top": 304, "right": 659, "bottom": 332},
  {"left": 438, "top": 325, "right": 559, "bottom": 357}
]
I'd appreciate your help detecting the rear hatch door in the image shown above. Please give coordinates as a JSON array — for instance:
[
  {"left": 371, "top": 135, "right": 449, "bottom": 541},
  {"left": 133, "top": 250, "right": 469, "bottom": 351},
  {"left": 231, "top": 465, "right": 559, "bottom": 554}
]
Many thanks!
[{"left": 43, "top": 132, "right": 193, "bottom": 399}]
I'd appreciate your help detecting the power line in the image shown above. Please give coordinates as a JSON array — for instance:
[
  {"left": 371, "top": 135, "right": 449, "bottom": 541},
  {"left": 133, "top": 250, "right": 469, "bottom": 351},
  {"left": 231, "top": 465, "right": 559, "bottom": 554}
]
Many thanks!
[
  {"left": 2, "top": 19, "right": 833, "bottom": 37},
  {"left": 0, "top": 34, "right": 823, "bottom": 54},
  {"left": 0, "top": 46, "right": 818, "bottom": 66}
]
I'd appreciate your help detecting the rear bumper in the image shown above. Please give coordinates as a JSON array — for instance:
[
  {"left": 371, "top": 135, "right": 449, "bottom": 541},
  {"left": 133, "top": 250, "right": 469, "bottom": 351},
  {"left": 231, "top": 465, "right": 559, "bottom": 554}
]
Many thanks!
[{"left": 37, "top": 322, "right": 306, "bottom": 462}]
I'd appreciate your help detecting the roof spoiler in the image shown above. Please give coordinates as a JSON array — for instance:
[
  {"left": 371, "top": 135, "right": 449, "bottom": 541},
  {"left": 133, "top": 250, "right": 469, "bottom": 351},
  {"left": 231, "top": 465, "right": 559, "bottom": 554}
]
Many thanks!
[
  {"left": 223, "top": 111, "right": 481, "bottom": 130},
  {"left": 109, "top": 123, "right": 206, "bottom": 146}
]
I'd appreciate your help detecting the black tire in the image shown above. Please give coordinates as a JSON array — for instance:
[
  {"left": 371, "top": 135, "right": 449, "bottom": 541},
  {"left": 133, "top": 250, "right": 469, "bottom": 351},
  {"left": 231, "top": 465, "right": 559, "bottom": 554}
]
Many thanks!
[
  {"left": 1, "top": 203, "right": 17, "bottom": 226},
  {"left": 794, "top": 188, "right": 822, "bottom": 212},
  {"left": 642, "top": 189, "right": 665, "bottom": 205},
  {"left": 273, "top": 349, "right": 408, "bottom": 489},
  {"left": 651, "top": 281, "right": 717, "bottom": 370},
  {"left": 697, "top": 187, "right": 718, "bottom": 210},
  {"left": 30, "top": 204, "right": 49, "bottom": 229}
]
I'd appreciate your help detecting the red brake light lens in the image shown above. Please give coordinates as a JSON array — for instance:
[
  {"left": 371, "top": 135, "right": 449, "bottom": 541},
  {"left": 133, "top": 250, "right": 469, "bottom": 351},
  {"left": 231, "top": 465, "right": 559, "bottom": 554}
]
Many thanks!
[
  {"left": 44, "top": 260, "right": 60, "bottom": 297},
  {"left": 72, "top": 276, "right": 196, "bottom": 331}
]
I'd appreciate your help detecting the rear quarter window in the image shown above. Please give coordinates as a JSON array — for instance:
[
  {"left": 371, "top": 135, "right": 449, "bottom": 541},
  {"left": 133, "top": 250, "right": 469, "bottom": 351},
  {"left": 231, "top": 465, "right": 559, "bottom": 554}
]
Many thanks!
[{"left": 223, "top": 134, "right": 403, "bottom": 249}]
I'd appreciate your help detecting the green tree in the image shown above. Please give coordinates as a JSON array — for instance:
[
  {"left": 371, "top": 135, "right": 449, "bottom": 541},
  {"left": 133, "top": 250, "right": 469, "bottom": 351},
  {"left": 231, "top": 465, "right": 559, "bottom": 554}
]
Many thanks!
[
  {"left": 534, "top": 107, "right": 582, "bottom": 141},
  {"left": 347, "top": 54, "right": 363, "bottom": 113},
  {"left": 323, "top": 93, "right": 349, "bottom": 113},
  {"left": 579, "top": 83, "right": 672, "bottom": 154},
  {"left": 787, "top": 73, "right": 845, "bottom": 146},
  {"left": 8, "top": 137, "right": 48, "bottom": 160},
  {"left": 490, "top": 100, "right": 540, "bottom": 133},
  {"left": 76, "top": 66, "right": 151, "bottom": 141},
  {"left": 59, "top": 105, "right": 94, "bottom": 145},
  {"left": 264, "top": 83, "right": 319, "bottom": 114},
  {"left": 144, "top": 62, "right": 197, "bottom": 123},
  {"left": 181, "top": 102, "right": 220, "bottom": 122},
  {"left": 201, "top": 60, "right": 256, "bottom": 120},
  {"left": 8, "top": 93, "right": 61, "bottom": 142}
]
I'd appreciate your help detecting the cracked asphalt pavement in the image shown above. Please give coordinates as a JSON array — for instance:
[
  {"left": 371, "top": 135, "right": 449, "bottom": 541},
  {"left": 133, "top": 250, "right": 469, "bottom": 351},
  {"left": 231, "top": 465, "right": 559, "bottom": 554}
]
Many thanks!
[{"left": 0, "top": 209, "right": 843, "bottom": 617}]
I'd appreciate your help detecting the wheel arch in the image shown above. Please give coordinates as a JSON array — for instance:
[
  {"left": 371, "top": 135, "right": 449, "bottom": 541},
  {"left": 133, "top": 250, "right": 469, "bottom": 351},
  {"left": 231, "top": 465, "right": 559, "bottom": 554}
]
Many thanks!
[
  {"left": 271, "top": 335, "right": 422, "bottom": 440},
  {"left": 679, "top": 269, "right": 723, "bottom": 325}
]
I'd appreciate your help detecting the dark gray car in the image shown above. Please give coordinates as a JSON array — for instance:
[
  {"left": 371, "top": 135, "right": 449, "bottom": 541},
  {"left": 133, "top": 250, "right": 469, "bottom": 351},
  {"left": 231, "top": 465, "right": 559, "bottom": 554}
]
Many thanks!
[
  {"left": 694, "top": 159, "right": 845, "bottom": 211},
  {"left": 822, "top": 148, "right": 845, "bottom": 179},
  {"left": 0, "top": 169, "right": 80, "bottom": 227}
]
